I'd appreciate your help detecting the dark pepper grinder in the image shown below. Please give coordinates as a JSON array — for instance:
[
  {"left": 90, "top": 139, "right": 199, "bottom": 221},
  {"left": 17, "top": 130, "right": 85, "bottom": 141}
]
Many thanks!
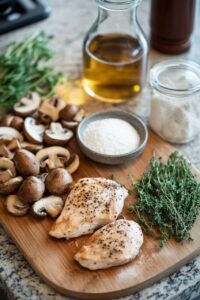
[{"left": 150, "top": 0, "right": 196, "bottom": 54}]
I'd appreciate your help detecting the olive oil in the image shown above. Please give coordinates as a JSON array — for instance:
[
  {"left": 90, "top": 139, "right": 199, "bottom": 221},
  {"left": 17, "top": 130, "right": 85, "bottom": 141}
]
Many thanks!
[{"left": 83, "top": 34, "right": 147, "bottom": 103}]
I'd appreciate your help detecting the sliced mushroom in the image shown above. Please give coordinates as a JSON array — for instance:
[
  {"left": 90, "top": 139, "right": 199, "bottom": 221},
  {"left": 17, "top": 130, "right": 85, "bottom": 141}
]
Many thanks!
[
  {"left": 0, "top": 144, "right": 13, "bottom": 159},
  {"left": 21, "top": 142, "right": 43, "bottom": 153},
  {"left": 0, "top": 169, "right": 13, "bottom": 183},
  {"left": 38, "top": 113, "right": 52, "bottom": 125},
  {"left": 24, "top": 117, "right": 45, "bottom": 144},
  {"left": 13, "top": 149, "right": 40, "bottom": 176},
  {"left": 45, "top": 168, "right": 73, "bottom": 195},
  {"left": 13, "top": 92, "right": 41, "bottom": 117},
  {"left": 0, "top": 115, "right": 14, "bottom": 127},
  {"left": 59, "top": 104, "right": 79, "bottom": 121},
  {"left": 61, "top": 120, "right": 79, "bottom": 131},
  {"left": 44, "top": 122, "right": 73, "bottom": 146},
  {"left": 18, "top": 176, "right": 45, "bottom": 203},
  {"left": 36, "top": 146, "right": 70, "bottom": 171},
  {"left": 39, "top": 102, "right": 57, "bottom": 123},
  {"left": 39, "top": 97, "right": 66, "bottom": 122},
  {"left": 73, "top": 109, "right": 85, "bottom": 123},
  {"left": 10, "top": 116, "right": 24, "bottom": 131},
  {"left": 0, "top": 127, "right": 23, "bottom": 144},
  {"left": 65, "top": 154, "right": 80, "bottom": 174},
  {"left": 0, "top": 157, "right": 16, "bottom": 183},
  {"left": 32, "top": 196, "right": 64, "bottom": 218},
  {"left": 0, "top": 139, "right": 21, "bottom": 160},
  {"left": 7, "top": 138, "right": 21, "bottom": 151},
  {"left": 0, "top": 176, "right": 23, "bottom": 195},
  {"left": 6, "top": 195, "right": 29, "bottom": 216},
  {"left": 0, "top": 115, "right": 24, "bottom": 131}
]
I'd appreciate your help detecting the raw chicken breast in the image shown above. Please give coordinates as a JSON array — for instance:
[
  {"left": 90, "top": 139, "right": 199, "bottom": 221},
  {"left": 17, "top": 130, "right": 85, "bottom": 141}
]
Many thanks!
[
  {"left": 49, "top": 177, "right": 128, "bottom": 239},
  {"left": 74, "top": 219, "right": 143, "bottom": 270}
]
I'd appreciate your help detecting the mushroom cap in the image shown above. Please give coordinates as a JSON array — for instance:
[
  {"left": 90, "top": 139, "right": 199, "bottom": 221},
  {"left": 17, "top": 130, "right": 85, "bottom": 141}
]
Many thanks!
[
  {"left": 45, "top": 168, "right": 73, "bottom": 196},
  {"left": 0, "top": 115, "right": 14, "bottom": 127},
  {"left": 0, "top": 176, "right": 23, "bottom": 195},
  {"left": 7, "top": 138, "right": 21, "bottom": 151},
  {"left": 39, "top": 101, "right": 58, "bottom": 122},
  {"left": 61, "top": 120, "right": 79, "bottom": 131},
  {"left": 13, "top": 92, "right": 41, "bottom": 117},
  {"left": 73, "top": 108, "right": 85, "bottom": 123},
  {"left": 6, "top": 195, "right": 29, "bottom": 216},
  {"left": 20, "top": 142, "right": 43, "bottom": 153},
  {"left": 0, "top": 127, "right": 24, "bottom": 144},
  {"left": 0, "top": 145, "right": 13, "bottom": 160},
  {"left": 49, "top": 97, "right": 66, "bottom": 109},
  {"left": 39, "top": 97, "right": 66, "bottom": 122},
  {"left": 32, "top": 196, "right": 64, "bottom": 218},
  {"left": 59, "top": 104, "right": 79, "bottom": 121},
  {"left": 13, "top": 149, "right": 40, "bottom": 176},
  {"left": 24, "top": 117, "right": 45, "bottom": 144},
  {"left": 18, "top": 176, "right": 45, "bottom": 203},
  {"left": 0, "top": 169, "right": 13, "bottom": 183},
  {"left": 36, "top": 146, "right": 70, "bottom": 171},
  {"left": 44, "top": 122, "right": 73, "bottom": 146},
  {"left": 10, "top": 116, "right": 24, "bottom": 131},
  {"left": 0, "top": 157, "right": 16, "bottom": 178},
  {"left": 65, "top": 154, "right": 80, "bottom": 174},
  {"left": 39, "top": 113, "right": 52, "bottom": 125}
]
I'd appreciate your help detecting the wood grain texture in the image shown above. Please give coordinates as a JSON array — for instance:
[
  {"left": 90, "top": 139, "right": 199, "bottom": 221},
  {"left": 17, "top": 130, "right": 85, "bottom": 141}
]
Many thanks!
[{"left": 0, "top": 130, "right": 200, "bottom": 300}]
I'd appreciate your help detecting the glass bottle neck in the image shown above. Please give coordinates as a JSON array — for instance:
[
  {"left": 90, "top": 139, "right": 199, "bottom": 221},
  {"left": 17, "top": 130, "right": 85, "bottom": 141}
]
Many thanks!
[
  {"left": 96, "top": 0, "right": 142, "bottom": 11},
  {"left": 97, "top": 3, "right": 138, "bottom": 34}
]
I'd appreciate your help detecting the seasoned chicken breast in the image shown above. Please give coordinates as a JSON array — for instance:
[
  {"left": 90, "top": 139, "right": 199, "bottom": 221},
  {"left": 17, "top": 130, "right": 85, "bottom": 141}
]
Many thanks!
[
  {"left": 49, "top": 178, "right": 128, "bottom": 239},
  {"left": 74, "top": 219, "right": 143, "bottom": 270}
]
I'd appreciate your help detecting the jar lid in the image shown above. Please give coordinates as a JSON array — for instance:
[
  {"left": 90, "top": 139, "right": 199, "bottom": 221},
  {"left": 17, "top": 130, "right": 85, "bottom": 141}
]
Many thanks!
[{"left": 150, "top": 60, "right": 200, "bottom": 97}]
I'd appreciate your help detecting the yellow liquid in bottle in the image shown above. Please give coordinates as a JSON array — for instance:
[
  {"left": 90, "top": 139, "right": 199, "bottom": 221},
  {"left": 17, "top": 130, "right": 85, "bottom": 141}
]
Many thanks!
[{"left": 83, "top": 33, "right": 147, "bottom": 103}]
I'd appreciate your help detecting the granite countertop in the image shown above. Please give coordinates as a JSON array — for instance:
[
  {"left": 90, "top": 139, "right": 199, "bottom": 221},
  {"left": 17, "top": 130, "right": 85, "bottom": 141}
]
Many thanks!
[{"left": 1, "top": 1, "right": 200, "bottom": 299}]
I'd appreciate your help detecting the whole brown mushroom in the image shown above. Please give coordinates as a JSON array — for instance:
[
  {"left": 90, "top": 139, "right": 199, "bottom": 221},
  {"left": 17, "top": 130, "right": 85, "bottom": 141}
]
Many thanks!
[
  {"left": 18, "top": 176, "right": 45, "bottom": 203},
  {"left": 10, "top": 116, "right": 24, "bottom": 131},
  {"left": 59, "top": 104, "right": 79, "bottom": 121},
  {"left": 13, "top": 149, "right": 40, "bottom": 176},
  {"left": 45, "top": 168, "right": 73, "bottom": 196}
]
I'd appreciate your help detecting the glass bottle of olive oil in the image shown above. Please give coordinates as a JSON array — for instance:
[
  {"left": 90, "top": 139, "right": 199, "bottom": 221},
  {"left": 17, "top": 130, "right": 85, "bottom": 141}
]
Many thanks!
[{"left": 83, "top": 0, "right": 148, "bottom": 103}]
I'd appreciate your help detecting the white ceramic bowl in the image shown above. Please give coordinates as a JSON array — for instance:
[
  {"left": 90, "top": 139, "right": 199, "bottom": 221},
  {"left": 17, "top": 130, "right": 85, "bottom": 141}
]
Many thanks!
[{"left": 77, "top": 110, "right": 148, "bottom": 165}]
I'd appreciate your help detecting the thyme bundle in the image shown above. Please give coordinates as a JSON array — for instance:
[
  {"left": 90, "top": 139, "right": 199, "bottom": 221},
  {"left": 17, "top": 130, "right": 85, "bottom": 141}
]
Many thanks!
[
  {"left": 0, "top": 32, "right": 63, "bottom": 112},
  {"left": 129, "top": 152, "right": 200, "bottom": 247}
]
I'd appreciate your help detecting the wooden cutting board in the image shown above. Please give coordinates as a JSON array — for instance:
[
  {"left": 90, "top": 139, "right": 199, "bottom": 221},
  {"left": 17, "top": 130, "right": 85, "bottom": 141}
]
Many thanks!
[{"left": 1, "top": 130, "right": 200, "bottom": 300}]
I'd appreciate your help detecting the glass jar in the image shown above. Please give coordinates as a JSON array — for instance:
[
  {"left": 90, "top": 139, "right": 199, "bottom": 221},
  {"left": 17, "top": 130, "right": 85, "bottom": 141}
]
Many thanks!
[
  {"left": 82, "top": 0, "right": 148, "bottom": 103},
  {"left": 149, "top": 60, "right": 200, "bottom": 144}
]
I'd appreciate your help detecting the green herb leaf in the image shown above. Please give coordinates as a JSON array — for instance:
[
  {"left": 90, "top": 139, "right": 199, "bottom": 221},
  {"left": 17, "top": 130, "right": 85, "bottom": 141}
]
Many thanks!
[
  {"left": 0, "top": 32, "right": 64, "bottom": 112},
  {"left": 128, "top": 151, "right": 200, "bottom": 246}
]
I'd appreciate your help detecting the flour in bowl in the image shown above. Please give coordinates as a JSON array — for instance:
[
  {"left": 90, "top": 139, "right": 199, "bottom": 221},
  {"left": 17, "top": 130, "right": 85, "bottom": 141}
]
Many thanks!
[{"left": 82, "top": 118, "right": 140, "bottom": 155}]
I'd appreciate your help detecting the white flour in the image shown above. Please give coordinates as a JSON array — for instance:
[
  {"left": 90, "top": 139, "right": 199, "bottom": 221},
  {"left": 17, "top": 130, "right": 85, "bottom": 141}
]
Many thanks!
[
  {"left": 150, "top": 63, "right": 200, "bottom": 143},
  {"left": 150, "top": 92, "right": 200, "bottom": 143},
  {"left": 83, "top": 118, "right": 140, "bottom": 155}
]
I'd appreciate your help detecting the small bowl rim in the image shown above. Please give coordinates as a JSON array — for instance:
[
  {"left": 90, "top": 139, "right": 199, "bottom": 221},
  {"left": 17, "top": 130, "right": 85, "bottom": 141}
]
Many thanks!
[{"left": 77, "top": 110, "right": 148, "bottom": 159}]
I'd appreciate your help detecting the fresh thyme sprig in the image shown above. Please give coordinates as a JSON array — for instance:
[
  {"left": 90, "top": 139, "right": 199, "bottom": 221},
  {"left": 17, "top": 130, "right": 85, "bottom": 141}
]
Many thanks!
[
  {"left": 0, "top": 32, "right": 63, "bottom": 112},
  {"left": 129, "top": 151, "right": 200, "bottom": 247}
]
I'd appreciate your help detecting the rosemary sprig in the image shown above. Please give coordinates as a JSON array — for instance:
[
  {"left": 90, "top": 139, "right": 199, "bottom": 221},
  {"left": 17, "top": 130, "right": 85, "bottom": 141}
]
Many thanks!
[
  {"left": 129, "top": 151, "right": 200, "bottom": 247},
  {"left": 0, "top": 32, "right": 63, "bottom": 112}
]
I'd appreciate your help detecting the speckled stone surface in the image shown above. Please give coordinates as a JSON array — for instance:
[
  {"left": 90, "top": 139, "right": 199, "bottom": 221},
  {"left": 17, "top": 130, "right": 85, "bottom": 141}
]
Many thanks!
[{"left": 0, "top": 1, "right": 200, "bottom": 299}]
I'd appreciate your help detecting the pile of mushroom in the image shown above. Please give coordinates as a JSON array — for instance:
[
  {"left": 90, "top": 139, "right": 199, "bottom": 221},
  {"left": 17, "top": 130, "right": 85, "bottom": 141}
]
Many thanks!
[{"left": 0, "top": 92, "right": 83, "bottom": 218}]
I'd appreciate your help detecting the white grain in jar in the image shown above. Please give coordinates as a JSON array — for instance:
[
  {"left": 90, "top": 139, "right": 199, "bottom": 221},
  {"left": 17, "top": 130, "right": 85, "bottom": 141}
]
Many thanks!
[{"left": 150, "top": 60, "right": 200, "bottom": 143}]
